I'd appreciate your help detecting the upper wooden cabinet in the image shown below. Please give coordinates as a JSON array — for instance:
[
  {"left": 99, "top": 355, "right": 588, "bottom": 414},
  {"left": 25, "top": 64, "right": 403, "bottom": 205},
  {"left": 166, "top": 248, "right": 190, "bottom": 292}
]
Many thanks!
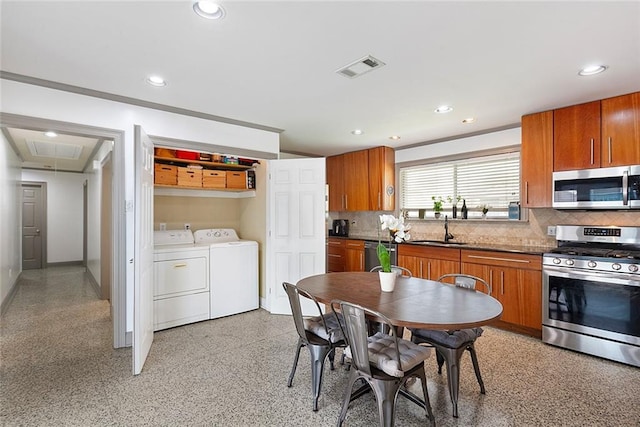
[
  {"left": 367, "top": 147, "right": 395, "bottom": 211},
  {"left": 601, "top": 92, "right": 640, "bottom": 167},
  {"left": 343, "top": 150, "right": 370, "bottom": 211},
  {"left": 553, "top": 100, "right": 601, "bottom": 171},
  {"left": 521, "top": 111, "right": 553, "bottom": 207},
  {"left": 553, "top": 92, "right": 640, "bottom": 171},
  {"left": 326, "top": 146, "right": 395, "bottom": 212},
  {"left": 326, "top": 155, "right": 345, "bottom": 211}
]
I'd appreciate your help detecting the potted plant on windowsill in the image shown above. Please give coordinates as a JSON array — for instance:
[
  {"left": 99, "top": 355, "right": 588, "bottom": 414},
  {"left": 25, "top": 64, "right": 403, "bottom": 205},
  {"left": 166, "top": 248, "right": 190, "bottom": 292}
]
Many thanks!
[
  {"left": 378, "top": 214, "right": 411, "bottom": 292},
  {"left": 432, "top": 196, "right": 444, "bottom": 219}
]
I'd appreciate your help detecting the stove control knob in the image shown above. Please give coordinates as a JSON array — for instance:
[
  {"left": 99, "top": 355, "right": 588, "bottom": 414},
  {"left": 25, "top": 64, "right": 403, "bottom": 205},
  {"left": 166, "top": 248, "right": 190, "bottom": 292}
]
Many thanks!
[
  {"left": 565, "top": 259, "right": 574, "bottom": 266},
  {"left": 552, "top": 258, "right": 561, "bottom": 265},
  {"left": 629, "top": 264, "right": 639, "bottom": 273},
  {"left": 612, "top": 263, "right": 622, "bottom": 271},
  {"left": 587, "top": 261, "right": 597, "bottom": 268}
]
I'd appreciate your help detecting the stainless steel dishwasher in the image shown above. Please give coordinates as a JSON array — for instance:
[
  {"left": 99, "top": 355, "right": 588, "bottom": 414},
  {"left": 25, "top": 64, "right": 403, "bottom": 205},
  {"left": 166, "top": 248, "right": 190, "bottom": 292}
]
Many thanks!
[{"left": 364, "top": 240, "right": 397, "bottom": 271}]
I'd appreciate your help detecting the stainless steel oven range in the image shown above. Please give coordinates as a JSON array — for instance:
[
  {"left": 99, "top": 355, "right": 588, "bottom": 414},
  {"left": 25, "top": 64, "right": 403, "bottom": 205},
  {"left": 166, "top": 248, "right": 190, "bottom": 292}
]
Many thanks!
[{"left": 542, "top": 225, "right": 640, "bottom": 367}]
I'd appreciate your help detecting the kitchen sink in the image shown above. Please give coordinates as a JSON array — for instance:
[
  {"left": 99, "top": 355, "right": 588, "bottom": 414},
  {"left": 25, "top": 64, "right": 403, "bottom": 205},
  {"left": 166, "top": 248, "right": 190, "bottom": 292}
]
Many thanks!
[{"left": 410, "top": 240, "right": 466, "bottom": 245}]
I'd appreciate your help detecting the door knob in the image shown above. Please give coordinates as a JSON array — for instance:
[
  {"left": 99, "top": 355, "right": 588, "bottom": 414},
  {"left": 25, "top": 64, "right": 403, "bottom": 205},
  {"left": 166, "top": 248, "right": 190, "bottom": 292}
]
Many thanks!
[{"left": 36, "top": 229, "right": 40, "bottom": 234}]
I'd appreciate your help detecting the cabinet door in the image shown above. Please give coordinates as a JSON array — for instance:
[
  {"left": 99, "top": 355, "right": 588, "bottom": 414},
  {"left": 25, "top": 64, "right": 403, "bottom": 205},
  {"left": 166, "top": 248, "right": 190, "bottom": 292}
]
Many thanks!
[
  {"left": 553, "top": 101, "right": 601, "bottom": 171},
  {"left": 521, "top": 111, "right": 553, "bottom": 207},
  {"left": 368, "top": 146, "right": 395, "bottom": 211},
  {"left": 491, "top": 266, "right": 521, "bottom": 325},
  {"left": 517, "top": 269, "right": 542, "bottom": 330},
  {"left": 343, "top": 150, "right": 369, "bottom": 211},
  {"left": 326, "top": 155, "right": 345, "bottom": 211},
  {"left": 426, "top": 258, "right": 460, "bottom": 280},
  {"left": 398, "top": 255, "right": 421, "bottom": 278},
  {"left": 601, "top": 92, "right": 640, "bottom": 167},
  {"left": 460, "top": 262, "right": 491, "bottom": 294},
  {"left": 345, "top": 240, "right": 364, "bottom": 271}
]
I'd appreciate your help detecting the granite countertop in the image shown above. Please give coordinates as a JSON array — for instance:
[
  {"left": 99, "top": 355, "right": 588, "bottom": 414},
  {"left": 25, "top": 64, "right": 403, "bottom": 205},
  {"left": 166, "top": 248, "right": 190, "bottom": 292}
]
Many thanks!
[{"left": 327, "top": 234, "right": 555, "bottom": 255}]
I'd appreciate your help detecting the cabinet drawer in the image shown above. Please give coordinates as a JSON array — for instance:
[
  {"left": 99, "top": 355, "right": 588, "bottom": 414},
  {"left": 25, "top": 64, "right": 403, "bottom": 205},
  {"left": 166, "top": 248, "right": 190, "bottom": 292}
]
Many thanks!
[
  {"left": 202, "top": 170, "right": 226, "bottom": 189},
  {"left": 226, "top": 171, "right": 247, "bottom": 189},
  {"left": 154, "top": 256, "right": 209, "bottom": 298},
  {"left": 461, "top": 250, "right": 541, "bottom": 270},
  {"left": 177, "top": 167, "right": 203, "bottom": 187},
  {"left": 398, "top": 244, "right": 460, "bottom": 262},
  {"left": 345, "top": 239, "right": 364, "bottom": 249},
  {"left": 154, "top": 164, "right": 177, "bottom": 185}
]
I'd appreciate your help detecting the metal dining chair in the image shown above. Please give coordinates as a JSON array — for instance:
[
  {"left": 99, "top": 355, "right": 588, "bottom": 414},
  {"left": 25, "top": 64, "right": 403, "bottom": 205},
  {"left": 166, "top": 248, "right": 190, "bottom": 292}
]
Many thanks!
[
  {"left": 369, "top": 265, "right": 413, "bottom": 277},
  {"left": 410, "top": 273, "right": 492, "bottom": 418},
  {"left": 332, "top": 299, "right": 435, "bottom": 427},
  {"left": 282, "top": 282, "right": 346, "bottom": 411}
]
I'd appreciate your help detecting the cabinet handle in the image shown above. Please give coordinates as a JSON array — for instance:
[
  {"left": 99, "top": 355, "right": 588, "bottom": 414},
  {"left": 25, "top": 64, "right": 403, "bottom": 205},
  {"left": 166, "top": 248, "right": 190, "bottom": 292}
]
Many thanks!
[
  {"left": 427, "top": 262, "right": 432, "bottom": 280},
  {"left": 419, "top": 261, "right": 423, "bottom": 278},
  {"left": 524, "top": 182, "right": 529, "bottom": 204},
  {"left": 344, "top": 194, "right": 348, "bottom": 210},
  {"left": 590, "top": 138, "right": 594, "bottom": 165},
  {"left": 328, "top": 254, "right": 342, "bottom": 258},
  {"left": 173, "top": 263, "right": 187, "bottom": 268},
  {"left": 360, "top": 253, "right": 364, "bottom": 270},
  {"left": 608, "top": 137, "right": 612, "bottom": 164},
  {"left": 500, "top": 271, "right": 505, "bottom": 295},
  {"left": 489, "top": 270, "right": 493, "bottom": 296},
  {"left": 466, "top": 254, "right": 531, "bottom": 264},
  {"left": 378, "top": 192, "right": 381, "bottom": 210}
]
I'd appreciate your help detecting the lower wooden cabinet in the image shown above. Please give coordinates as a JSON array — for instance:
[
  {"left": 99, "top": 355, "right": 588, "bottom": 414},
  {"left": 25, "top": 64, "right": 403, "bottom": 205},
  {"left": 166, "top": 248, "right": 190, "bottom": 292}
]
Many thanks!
[
  {"left": 397, "top": 244, "right": 460, "bottom": 280},
  {"left": 461, "top": 250, "right": 542, "bottom": 337},
  {"left": 327, "top": 238, "right": 346, "bottom": 272},
  {"left": 345, "top": 239, "right": 365, "bottom": 272}
]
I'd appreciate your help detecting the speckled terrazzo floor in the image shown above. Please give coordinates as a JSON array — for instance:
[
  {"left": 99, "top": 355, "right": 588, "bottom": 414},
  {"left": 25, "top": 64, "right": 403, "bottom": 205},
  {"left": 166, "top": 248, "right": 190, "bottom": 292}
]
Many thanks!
[{"left": 1, "top": 266, "right": 639, "bottom": 426}]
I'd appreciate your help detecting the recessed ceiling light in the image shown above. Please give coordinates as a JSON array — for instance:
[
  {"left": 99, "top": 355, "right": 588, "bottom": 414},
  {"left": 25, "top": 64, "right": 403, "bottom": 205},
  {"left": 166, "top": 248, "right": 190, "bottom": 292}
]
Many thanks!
[
  {"left": 351, "top": 129, "right": 363, "bottom": 135},
  {"left": 146, "top": 75, "right": 167, "bottom": 87},
  {"left": 389, "top": 135, "right": 401, "bottom": 140},
  {"left": 435, "top": 105, "right": 453, "bottom": 114},
  {"left": 578, "top": 65, "right": 608, "bottom": 76},
  {"left": 462, "top": 118, "right": 475, "bottom": 124},
  {"left": 193, "top": 1, "right": 226, "bottom": 19},
  {"left": 44, "top": 131, "right": 57, "bottom": 138}
]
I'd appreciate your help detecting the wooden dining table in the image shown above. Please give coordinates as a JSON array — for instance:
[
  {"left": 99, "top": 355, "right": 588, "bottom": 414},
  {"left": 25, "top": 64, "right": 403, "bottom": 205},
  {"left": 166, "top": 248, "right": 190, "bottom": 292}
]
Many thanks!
[{"left": 296, "top": 272, "right": 503, "bottom": 330}]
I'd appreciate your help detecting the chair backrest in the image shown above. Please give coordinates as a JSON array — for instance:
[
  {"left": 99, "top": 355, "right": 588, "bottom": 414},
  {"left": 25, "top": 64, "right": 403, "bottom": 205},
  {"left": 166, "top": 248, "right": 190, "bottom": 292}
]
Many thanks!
[
  {"left": 332, "top": 300, "right": 401, "bottom": 376},
  {"left": 369, "top": 265, "right": 413, "bottom": 277},
  {"left": 282, "top": 282, "right": 327, "bottom": 342},
  {"left": 436, "top": 273, "right": 491, "bottom": 294}
]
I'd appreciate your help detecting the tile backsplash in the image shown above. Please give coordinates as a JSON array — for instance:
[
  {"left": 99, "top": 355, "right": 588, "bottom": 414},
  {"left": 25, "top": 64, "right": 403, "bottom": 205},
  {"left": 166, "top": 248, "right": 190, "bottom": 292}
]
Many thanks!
[{"left": 330, "top": 209, "right": 640, "bottom": 247}]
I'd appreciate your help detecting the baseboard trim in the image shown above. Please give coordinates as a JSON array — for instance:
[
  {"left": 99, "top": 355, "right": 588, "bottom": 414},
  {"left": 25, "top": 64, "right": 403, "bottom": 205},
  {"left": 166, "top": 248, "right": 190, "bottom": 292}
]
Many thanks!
[
  {"left": 85, "top": 268, "right": 101, "bottom": 299},
  {"left": 45, "top": 260, "right": 84, "bottom": 268},
  {"left": 0, "top": 271, "right": 22, "bottom": 317}
]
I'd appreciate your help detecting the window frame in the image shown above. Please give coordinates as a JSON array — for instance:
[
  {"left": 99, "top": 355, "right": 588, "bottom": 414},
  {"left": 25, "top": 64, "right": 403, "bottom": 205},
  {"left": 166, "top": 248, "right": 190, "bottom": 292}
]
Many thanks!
[{"left": 396, "top": 146, "right": 521, "bottom": 220}]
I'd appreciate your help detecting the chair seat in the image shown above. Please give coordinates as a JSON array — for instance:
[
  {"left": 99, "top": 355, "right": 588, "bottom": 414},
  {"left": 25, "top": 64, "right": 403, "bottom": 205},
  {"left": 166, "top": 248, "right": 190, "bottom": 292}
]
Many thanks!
[
  {"left": 304, "top": 312, "right": 344, "bottom": 343},
  {"left": 412, "top": 327, "right": 483, "bottom": 348},
  {"left": 345, "top": 332, "right": 431, "bottom": 377}
]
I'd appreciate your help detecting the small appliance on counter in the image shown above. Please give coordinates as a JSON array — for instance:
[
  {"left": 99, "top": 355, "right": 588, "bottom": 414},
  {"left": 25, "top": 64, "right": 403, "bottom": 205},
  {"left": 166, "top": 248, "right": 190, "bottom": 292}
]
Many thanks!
[{"left": 329, "top": 219, "right": 349, "bottom": 237}]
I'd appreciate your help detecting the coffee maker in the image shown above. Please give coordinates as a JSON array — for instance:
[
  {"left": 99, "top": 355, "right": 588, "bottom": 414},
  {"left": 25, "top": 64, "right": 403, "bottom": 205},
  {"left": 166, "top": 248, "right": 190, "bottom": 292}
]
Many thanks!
[{"left": 329, "top": 219, "right": 349, "bottom": 237}]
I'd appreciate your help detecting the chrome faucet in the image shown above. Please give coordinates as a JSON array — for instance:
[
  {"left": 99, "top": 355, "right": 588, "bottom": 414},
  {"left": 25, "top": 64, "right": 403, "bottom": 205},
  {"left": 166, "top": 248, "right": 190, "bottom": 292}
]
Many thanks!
[{"left": 444, "top": 215, "right": 454, "bottom": 242}]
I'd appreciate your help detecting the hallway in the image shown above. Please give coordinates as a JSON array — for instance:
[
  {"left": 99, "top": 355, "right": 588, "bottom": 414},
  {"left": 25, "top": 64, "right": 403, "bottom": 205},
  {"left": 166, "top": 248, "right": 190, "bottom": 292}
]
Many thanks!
[{"left": 1, "top": 266, "right": 640, "bottom": 426}]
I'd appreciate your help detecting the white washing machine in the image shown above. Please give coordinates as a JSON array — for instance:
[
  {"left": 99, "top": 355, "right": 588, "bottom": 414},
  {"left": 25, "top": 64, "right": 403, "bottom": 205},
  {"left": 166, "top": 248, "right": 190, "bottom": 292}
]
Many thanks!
[
  {"left": 194, "top": 229, "right": 259, "bottom": 319},
  {"left": 153, "top": 230, "right": 210, "bottom": 330}
]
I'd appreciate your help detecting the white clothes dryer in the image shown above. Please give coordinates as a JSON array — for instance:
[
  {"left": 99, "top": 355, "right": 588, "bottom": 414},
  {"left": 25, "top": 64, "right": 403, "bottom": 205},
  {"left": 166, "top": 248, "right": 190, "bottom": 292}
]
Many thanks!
[
  {"left": 194, "top": 229, "right": 259, "bottom": 319},
  {"left": 153, "top": 230, "right": 210, "bottom": 330}
]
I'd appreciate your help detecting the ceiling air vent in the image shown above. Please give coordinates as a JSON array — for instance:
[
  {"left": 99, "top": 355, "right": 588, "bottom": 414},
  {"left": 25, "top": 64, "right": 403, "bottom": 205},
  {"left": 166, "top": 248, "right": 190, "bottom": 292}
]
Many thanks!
[
  {"left": 336, "top": 55, "right": 386, "bottom": 79},
  {"left": 26, "top": 140, "right": 83, "bottom": 160}
]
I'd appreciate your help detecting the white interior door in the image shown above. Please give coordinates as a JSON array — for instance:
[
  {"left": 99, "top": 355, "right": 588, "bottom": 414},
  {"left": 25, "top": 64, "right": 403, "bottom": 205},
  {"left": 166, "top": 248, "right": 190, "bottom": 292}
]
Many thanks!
[
  {"left": 133, "top": 125, "right": 155, "bottom": 375},
  {"left": 267, "top": 158, "right": 326, "bottom": 315}
]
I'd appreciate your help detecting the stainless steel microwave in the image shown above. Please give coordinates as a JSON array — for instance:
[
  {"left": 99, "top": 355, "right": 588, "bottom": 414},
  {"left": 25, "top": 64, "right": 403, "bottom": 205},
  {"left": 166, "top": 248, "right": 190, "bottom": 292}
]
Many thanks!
[{"left": 552, "top": 165, "right": 640, "bottom": 209}]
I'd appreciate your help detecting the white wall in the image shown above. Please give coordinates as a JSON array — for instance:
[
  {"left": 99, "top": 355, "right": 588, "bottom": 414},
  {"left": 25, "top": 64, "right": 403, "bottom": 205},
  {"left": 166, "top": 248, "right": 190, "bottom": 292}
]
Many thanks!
[
  {"left": 1, "top": 79, "right": 280, "bottom": 334},
  {"left": 0, "top": 137, "right": 22, "bottom": 308},
  {"left": 21, "top": 170, "right": 86, "bottom": 264},
  {"left": 395, "top": 127, "right": 521, "bottom": 163}
]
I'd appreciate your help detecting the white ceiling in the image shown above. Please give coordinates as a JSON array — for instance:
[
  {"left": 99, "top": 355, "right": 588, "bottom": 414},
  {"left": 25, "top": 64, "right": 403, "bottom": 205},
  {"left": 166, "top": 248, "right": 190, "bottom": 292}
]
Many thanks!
[{"left": 1, "top": 1, "right": 639, "bottom": 159}]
